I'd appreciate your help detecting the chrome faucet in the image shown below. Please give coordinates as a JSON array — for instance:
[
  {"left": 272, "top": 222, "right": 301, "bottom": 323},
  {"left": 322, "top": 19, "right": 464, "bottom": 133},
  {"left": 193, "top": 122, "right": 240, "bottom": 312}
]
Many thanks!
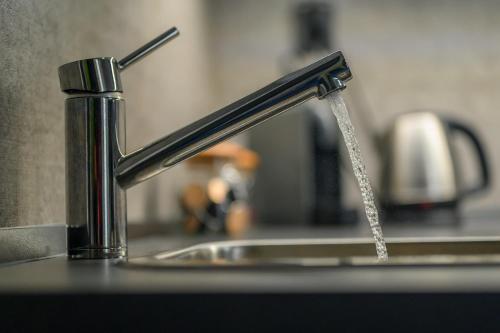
[{"left": 58, "top": 27, "right": 352, "bottom": 259}]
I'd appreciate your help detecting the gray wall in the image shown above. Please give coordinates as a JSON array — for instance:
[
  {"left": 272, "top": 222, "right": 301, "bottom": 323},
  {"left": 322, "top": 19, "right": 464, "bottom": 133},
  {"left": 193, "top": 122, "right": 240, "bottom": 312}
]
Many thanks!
[{"left": 0, "top": 0, "right": 214, "bottom": 227}]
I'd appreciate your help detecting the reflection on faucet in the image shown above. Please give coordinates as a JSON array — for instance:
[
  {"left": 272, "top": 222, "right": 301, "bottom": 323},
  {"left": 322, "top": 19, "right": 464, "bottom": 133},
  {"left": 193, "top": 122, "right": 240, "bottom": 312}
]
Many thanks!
[{"left": 58, "top": 27, "right": 352, "bottom": 259}]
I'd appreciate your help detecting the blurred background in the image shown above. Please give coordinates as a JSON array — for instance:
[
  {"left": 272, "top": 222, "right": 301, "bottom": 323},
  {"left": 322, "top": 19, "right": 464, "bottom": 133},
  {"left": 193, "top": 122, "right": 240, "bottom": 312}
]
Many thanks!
[
  {"left": 1, "top": 0, "right": 499, "bottom": 236},
  {"left": 127, "top": 0, "right": 500, "bottom": 229}
]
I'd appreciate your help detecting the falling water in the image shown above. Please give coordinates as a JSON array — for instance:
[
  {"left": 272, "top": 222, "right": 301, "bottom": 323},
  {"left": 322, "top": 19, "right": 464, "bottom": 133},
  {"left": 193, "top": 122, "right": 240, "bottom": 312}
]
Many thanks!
[{"left": 328, "top": 93, "right": 388, "bottom": 261}]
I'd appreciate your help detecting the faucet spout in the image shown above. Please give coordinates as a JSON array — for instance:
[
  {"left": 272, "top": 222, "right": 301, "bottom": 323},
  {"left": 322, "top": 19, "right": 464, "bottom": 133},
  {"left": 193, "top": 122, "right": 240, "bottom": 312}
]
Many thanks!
[{"left": 116, "top": 51, "right": 351, "bottom": 188}]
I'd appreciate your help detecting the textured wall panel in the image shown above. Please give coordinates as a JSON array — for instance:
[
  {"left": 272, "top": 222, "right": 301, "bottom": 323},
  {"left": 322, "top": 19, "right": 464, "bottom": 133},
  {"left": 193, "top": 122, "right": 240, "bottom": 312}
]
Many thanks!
[{"left": 0, "top": 0, "right": 214, "bottom": 227}]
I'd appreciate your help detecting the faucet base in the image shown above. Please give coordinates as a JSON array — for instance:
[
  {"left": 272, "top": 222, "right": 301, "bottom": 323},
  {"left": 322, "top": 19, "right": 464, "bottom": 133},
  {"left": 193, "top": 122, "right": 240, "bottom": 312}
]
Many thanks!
[{"left": 68, "top": 247, "right": 127, "bottom": 260}]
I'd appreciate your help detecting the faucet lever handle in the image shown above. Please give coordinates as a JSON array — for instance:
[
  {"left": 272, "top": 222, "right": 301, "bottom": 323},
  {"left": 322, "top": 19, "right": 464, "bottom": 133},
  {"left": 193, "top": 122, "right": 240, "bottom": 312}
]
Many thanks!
[{"left": 118, "top": 26, "right": 180, "bottom": 70}]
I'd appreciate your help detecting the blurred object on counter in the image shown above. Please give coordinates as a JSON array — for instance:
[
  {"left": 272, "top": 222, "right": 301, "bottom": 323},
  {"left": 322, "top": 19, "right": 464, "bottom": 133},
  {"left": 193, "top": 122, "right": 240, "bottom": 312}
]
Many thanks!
[
  {"left": 189, "top": 141, "right": 260, "bottom": 172},
  {"left": 379, "top": 110, "right": 490, "bottom": 222},
  {"left": 250, "top": 1, "right": 357, "bottom": 226},
  {"left": 180, "top": 142, "right": 259, "bottom": 237},
  {"left": 181, "top": 184, "right": 208, "bottom": 233}
]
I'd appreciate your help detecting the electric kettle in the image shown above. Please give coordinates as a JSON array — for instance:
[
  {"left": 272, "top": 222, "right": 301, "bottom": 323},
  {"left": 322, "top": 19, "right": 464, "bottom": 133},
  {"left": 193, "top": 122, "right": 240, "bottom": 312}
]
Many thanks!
[{"left": 380, "top": 111, "right": 490, "bottom": 208}]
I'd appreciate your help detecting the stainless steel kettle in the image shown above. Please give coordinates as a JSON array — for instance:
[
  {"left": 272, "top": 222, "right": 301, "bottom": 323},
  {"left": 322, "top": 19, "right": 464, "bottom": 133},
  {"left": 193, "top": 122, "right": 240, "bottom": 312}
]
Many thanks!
[{"left": 380, "top": 111, "right": 490, "bottom": 208}]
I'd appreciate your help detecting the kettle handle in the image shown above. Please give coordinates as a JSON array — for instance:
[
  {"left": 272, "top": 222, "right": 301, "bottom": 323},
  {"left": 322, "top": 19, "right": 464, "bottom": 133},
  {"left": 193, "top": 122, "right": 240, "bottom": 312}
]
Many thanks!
[{"left": 446, "top": 120, "right": 490, "bottom": 197}]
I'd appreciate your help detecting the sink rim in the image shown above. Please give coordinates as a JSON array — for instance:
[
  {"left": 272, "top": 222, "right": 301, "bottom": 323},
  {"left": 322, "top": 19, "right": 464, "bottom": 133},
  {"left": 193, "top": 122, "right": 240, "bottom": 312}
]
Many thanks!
[{"left": 125, "top": 236, "right": 500, "bottom": 269}]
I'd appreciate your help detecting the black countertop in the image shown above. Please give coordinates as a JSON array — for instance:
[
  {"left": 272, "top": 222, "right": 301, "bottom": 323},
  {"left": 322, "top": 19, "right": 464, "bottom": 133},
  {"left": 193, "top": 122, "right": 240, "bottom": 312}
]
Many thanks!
[
  {"left": 2, "top": 212, "right": 500, "bottom": 331},
  {"left": 3, "top": 225, "right": 500, "bottom": 294}
]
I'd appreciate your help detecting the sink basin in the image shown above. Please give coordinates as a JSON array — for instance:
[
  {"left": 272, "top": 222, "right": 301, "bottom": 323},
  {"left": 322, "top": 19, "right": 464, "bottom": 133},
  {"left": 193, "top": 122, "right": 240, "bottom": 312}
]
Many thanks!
[{"left": 126, "top": 237, "right": 500, "bottom": 268}]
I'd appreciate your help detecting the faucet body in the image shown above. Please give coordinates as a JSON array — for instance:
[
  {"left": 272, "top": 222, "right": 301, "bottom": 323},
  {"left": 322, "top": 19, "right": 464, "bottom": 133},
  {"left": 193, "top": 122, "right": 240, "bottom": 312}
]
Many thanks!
[
  {"left": 65, "top": 93, "right": 127, "bottom": 258},
  {"left": 59, "top": 28, "right": 351, "bottom": 259}
]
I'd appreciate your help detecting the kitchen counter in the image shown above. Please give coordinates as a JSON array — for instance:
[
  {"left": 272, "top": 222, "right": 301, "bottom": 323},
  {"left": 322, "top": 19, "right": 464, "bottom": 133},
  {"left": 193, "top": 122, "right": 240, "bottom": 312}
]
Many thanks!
[{"left": 2, "top": 214, "right": 500, "bottom": 331}]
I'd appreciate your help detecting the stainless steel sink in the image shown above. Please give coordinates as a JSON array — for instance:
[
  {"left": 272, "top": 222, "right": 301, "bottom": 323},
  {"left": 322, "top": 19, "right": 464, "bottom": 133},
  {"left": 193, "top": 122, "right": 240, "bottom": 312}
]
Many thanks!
[{"left": 125, "top": 237, "right": 500, "bottom": 268}]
